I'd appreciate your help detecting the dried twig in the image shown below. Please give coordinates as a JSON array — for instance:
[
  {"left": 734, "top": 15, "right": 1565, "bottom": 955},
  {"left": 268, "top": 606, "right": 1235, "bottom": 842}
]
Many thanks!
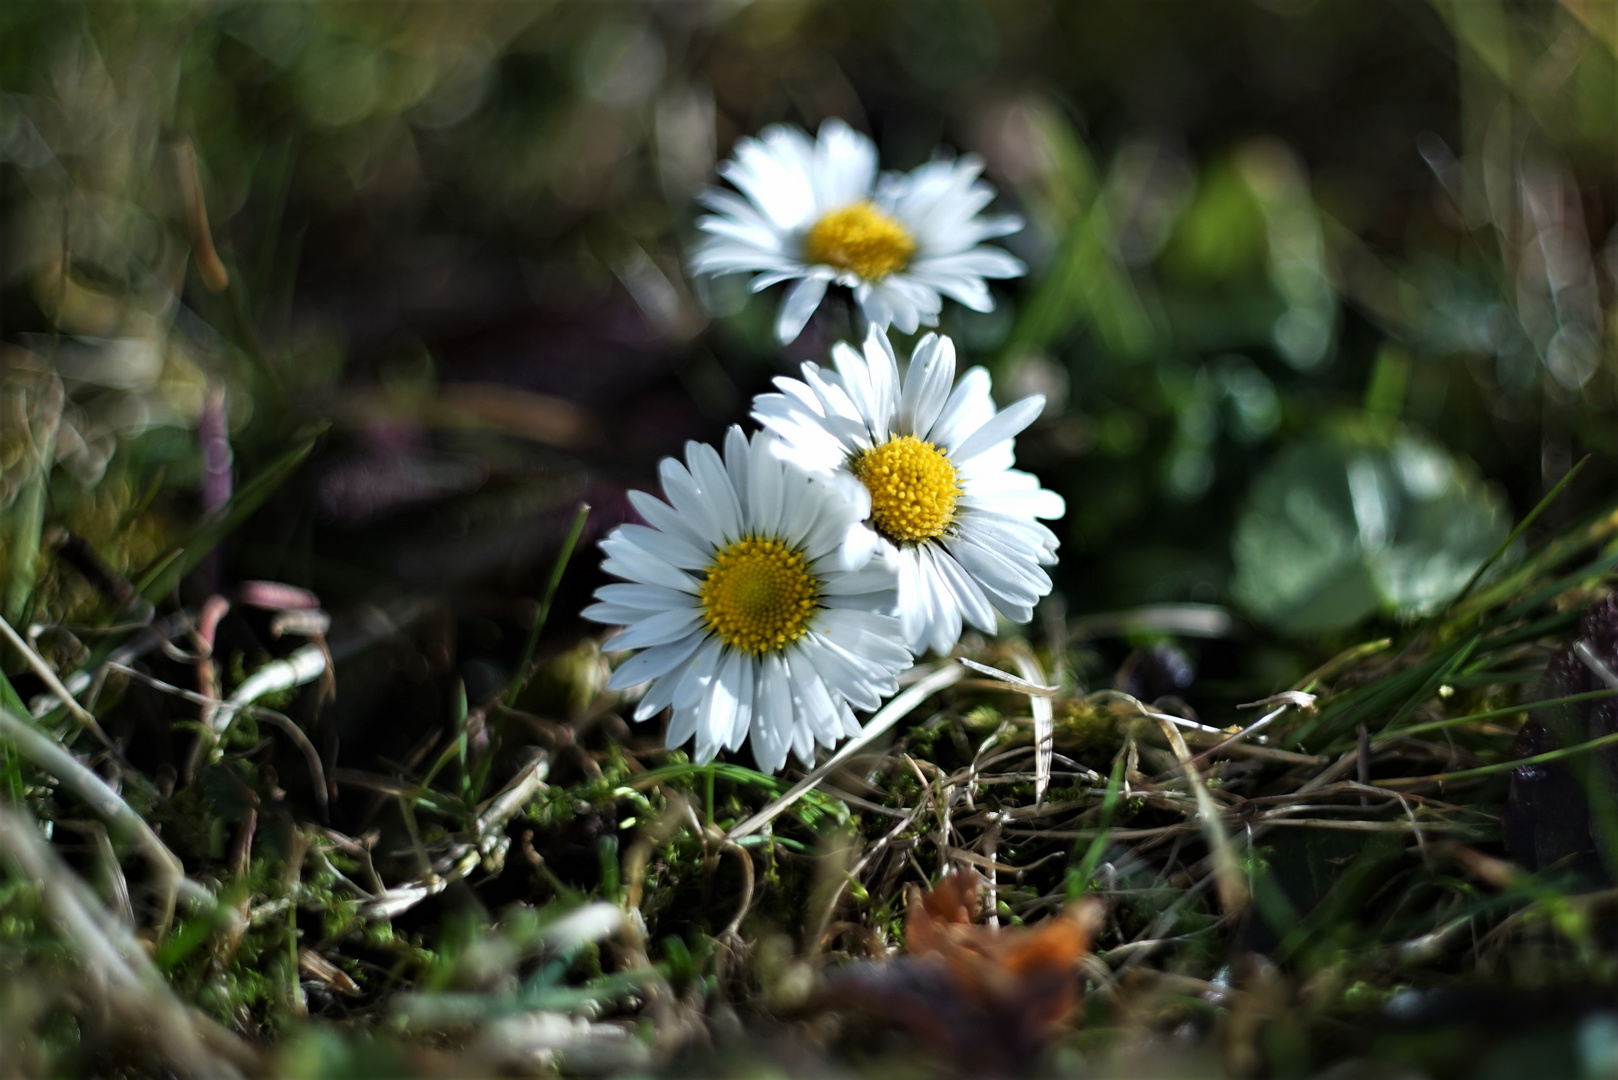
[
  {"left": 1147, "top": 710, "right": 1249, "bottom": 915},
  {"left": 1156, "top": 692, "right": 1317, "bottom": 780}
]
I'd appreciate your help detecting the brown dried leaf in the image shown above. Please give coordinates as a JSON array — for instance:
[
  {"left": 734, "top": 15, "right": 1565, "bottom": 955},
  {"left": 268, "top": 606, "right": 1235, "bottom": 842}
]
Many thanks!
[{"left": 824, "top": 870, "right": 1103, "bottom": 1073}]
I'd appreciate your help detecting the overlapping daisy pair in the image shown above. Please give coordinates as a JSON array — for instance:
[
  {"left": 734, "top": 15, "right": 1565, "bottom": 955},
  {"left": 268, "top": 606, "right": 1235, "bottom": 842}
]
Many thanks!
[{"left": 584, "top": 120, "right": 1062, "bottom": 773}]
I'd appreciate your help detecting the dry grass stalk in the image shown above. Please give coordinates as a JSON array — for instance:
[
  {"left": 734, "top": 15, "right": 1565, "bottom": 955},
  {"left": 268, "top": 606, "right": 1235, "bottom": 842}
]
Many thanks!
[
  {"left": 0, "top": 704, "right": 209, "bottom": 934},
  {"left": 0, "top": 806, "right": 253, "bottom": 1078},
  {"left": 728, "top": 662, "right": 966, "bottom": 840}
]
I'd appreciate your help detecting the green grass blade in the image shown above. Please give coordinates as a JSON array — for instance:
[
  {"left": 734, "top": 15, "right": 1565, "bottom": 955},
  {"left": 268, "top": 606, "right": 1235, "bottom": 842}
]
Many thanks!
[
  {"left": 134, "top": 428, "right": 323, "bottom": 601},
  {"left": 506, "top": 502, "right": 591, "bottom": 709}
]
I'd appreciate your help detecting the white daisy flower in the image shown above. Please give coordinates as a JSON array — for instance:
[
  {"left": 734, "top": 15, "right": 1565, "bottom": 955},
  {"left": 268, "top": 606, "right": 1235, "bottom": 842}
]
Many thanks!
[
  {"left": 690, "top": 118, "right": 1026, "bottom": 344},
  {"left": 582, "top": 426, "right": 913, "bottom": 773},
  {"left": 752, "top": 327, "right": 1065, "bottom": 656}
]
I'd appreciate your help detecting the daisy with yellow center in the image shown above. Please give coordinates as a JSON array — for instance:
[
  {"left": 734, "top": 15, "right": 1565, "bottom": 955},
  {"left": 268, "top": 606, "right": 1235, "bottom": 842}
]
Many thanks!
[
  {"left": 753, "top": 327, "right": 1066, "bottom": 656},
  {"left": 584, "top": 427, "right": 911, "bottom": 773},
  {"left": 690, "top": 119, "right": 1026, "bottom": 344},
  {"left": 802, "top": 202, "right": 916, "bottom": 282}
]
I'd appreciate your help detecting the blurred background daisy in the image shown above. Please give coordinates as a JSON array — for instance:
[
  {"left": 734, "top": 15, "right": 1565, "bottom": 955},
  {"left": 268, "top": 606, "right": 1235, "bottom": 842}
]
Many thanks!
[{"left": 690, "top": 119, "right": 1025, "bottom": 344}]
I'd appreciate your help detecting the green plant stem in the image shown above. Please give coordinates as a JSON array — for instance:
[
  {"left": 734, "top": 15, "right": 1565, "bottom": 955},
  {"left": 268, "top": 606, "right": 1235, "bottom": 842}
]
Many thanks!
[
  {"left": 1443, "top": 454, "right": 1588, "bottom": 616},
  {"left": 505, "top": 503, "right": 591, "bottom": 709},
  {"left": 1379, "top": 689, "right": 1618, "bottom": 742},
  {"left": 1377, "top": 728, "right": 1618, "bottom": 787},
  {"left": 1068, "top": 751, "right": 1125, "bottom": 895}
]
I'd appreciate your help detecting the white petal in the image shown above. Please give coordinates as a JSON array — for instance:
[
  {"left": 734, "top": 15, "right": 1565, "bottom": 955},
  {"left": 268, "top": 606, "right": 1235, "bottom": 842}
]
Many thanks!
[
  {"left": 839, "top": 520, "right": 880, "bottom": 570},
  {"left": 592, "top": 583, "right": 697, "bottom": 614},
  {"left": 709, "top": 650, "right": 744, "bottom": 753},
  {"left": 800, "top": 364, "right": 870, "bottom": 440},
  {"left": 725, "top": 654, "right": 754, "bottom": 752},
  {"left": 786, "top": 648, "right": 841, "bottom": 747},
  {"left": 775, "top": 276, "right": 829, "bottom": 344},
  {"left": 693, "top": 673, "right": 731, "bottom": 766},
  {"left": 815, "top": 556, "right": 898, "bottom": 597},
  {"left": 954, "top": 510, "right": 1060, "bottom": 562},
  {"left": 790, "top": 717, "right": 815, "bottom": 768},
  {"left": 801, "top": 496, "right": 858, "bottom": 562},
  {"left": 820, "top": 589, "right": 899, "bottom": 614},
  {"left": 721, "top": 125, "right": 820, "bottom": 231},
  {"left": 798, "top": 632, "right": 882, "bottom": 711},
  {"left": 673, "top": 637, "right": 723, "bottom": 711},
  {"left": 965, "top": 484, "right": 1067, "bottom": 522},
  {"left": 918, "top": 548, "right": 964, "bottom": 655},
  {"left": 833, "top": 338, "right": 877, "bottom": 427},
  {"left": 634, "top": 671, "right": 681, "bottom": 722},
  {"left": 944, "top": 535, "right": 1047, "bottom": 609},
  {"left": 854, "top": 281, "right": 897, "bottom": 331},
  {"left": 723, "top": 425, "right": 750, "bottom": 513},
  {"left": 602, "top": 606, "right": 704, "bottom": 652},
  {"left": 836, "top": 701, "right": 860, "bottom": 738},
  {"left": 894, "top": 547, "right": 932, "bottom": 653},
  {"left": 695, "top": 187, "right": 784, "bottom": 239},
  {"left": 776, "top": 467, "right": 823, "bottom": 550},
  {"left": 628, "top": 489, "right": 711, "bottom": 553},
  {"left": 658, "top": 458, "right": 726, "bottom": 547},
  {"left": 581, "top": 601, "right": 648, "bottom": 625},
  {"left": 747, "top": 432, "right": 785, "bottom": 534},
  {"left": 754, "top": 655, "right": 794, "bottom": 775},
  {"left": 609, "top": 631, "right": 706, "bottom": 691},
  {"left": 929, "top": 366, "right": 996, "bottom": 451},
  {"left": 751, "top": 265, "right": 826, "bottom": 290},
  {"left": 689, "top": 230, "right": 801, "bottom": 277},
  {"left": 951, "top": 395, "right": 1046, "bottom": 464},
  {"left": 665, "top": 699, "right": 700, "bottom": 750},
  {"left": 858, "top": 278, "right": 939, "bottom": 336},
  {"left": 815, "top": 608, "right": 912, "bottom": 670},
  {"left": 925, "top": 546, "right": 997, "bottom": 634},
  {"left": 811, "top": 118, "right": 879, "bottom": 211},
  {"left": 862, "top": 326, "right": 902, "bottom": 437},
  {"left": 686, "top": 441, "right": 745, "bottom": 543},
  {"left": 898, "top": 333, "right": 956, "bottom": 439},
  {"left": 910, "top": 246, "right": 1026, "bottom": 282},
  {"left": 605, "top": 524, "right": 708, "bottom": 573},
  {"left": 599, "top": 541, "right": 700, "bottom": 594}
]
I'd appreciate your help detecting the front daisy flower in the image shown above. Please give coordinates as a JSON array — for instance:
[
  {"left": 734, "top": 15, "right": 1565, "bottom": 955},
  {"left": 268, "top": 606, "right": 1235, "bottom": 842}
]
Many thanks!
[
  {"left": 583, "top": 427, "right": 913, "bottom": 773},
  {"left": 752, "top": 327, "right": 1065, "bottom": 656},
  {"left": 690, "top": 119, "right": 1026, "bottom": 344}
]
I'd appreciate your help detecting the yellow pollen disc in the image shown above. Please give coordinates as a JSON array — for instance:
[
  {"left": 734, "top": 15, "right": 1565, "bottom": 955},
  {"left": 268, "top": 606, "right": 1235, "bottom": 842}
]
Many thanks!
[
  {"left": 699, "top": 536, "right": 819, "bottom": 656},
  {"left": 803, "top": 201, "right": 916, "bottom": 281},
  {"left": 852, "top": 435, "right": 962, "bottom": 544}
]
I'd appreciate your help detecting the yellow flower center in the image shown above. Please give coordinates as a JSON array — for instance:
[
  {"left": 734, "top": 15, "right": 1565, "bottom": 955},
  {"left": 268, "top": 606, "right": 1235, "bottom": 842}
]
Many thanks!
[
  {"left": 802, "top": 201, "right": 916, "bottom": 281},
  {"left": 699, "top": 536, "right": 819, "bottom": 655},
  {"left": 852, "top": 435, "right": 962, "bottom": 544}
]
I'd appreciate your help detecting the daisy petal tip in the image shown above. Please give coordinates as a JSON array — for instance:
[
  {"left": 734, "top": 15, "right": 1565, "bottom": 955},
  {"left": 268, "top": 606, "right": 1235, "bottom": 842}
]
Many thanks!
[
  {"left": 605, "top": 662, "right": 643, "bottom": 690},
  {"left": 775, "top": 277, "right": 829, "bottom": 344}
]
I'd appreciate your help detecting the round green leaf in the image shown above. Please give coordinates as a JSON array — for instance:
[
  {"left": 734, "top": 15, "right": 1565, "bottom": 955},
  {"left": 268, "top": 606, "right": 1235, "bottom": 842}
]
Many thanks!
[{"left": 1232, "top": 425, "right": 1511, "bottom": 635}]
